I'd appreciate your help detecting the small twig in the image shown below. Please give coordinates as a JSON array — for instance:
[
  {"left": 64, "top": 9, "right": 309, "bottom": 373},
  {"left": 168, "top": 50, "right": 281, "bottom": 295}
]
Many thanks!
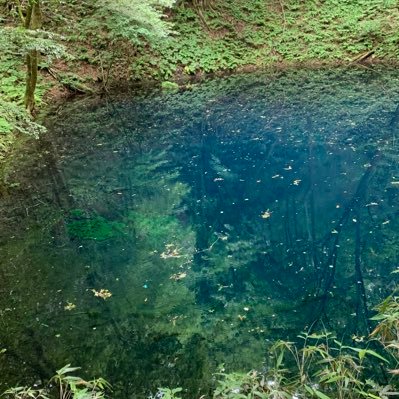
[
  {"left": 278, "top": 0, "right": 287, "bottom": 30},
  {"left": 349, "top": 49, "right": 375, "bottom": 64}
]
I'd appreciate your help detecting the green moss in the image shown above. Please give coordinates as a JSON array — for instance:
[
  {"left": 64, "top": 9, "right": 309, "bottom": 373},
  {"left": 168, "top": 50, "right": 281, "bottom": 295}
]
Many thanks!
[
  {"left": 67, "top": 210, "right": 126, "bottom": 240},
  {"left": 161, "top": 81, "right": 179, "bottom": 90}
]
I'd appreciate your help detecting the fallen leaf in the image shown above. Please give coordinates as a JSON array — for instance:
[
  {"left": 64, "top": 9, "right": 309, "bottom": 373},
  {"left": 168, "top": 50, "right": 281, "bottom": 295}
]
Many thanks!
[
  {"left": 92, "top": 289, "right": 112, "bottom": 300},
  {"left": 261, "top": 210, "right": 272, "bottom": 219},
  {"left": 170, "top": 272, "right": 187, "bottom": 281},
  {"left": 64, "top": 302, "right": 76, "bottom": 311}
]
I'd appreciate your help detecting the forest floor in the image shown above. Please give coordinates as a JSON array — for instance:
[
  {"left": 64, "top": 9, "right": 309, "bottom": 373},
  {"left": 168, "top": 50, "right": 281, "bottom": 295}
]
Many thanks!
[{"left": 2, "top": 0, "right": 399, "bottom": 160}]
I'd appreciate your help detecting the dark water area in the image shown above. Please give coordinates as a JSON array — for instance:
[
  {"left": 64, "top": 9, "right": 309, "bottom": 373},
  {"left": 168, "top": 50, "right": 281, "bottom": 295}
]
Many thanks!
[{"left": 2, "top": 68, "right": 399, "bottom": 397}]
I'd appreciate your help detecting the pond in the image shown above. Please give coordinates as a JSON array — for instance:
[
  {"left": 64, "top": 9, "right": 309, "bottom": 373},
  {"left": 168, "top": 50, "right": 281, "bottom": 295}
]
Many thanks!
[{"left": 1, "top": 67, "right": 399, "bottom": 397}]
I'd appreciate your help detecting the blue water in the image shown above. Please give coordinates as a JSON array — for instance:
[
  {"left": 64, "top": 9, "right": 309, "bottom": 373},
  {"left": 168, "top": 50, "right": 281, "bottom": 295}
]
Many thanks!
[{"left": 1, "top": 68, "right": 399, "bottom": 396}]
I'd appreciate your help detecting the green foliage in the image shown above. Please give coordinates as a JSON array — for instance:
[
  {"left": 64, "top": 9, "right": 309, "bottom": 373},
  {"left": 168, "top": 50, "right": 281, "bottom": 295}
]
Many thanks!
[
  {"left": 85, "top": 0, "right": 175, "bottom": 44},
  {"left": 51, "top": 364, "right": 110, "bottom": 399},
  {"left": 0, "top": 0, "right": 176, "bottom": 157},
  {"left": 129, "top": 0, "right": 399, "bottom": 80},
  {"left": 0, "top": 57, "right": 25, "bottom": 105},
  {"left": 2, "top": 386, "right": 49, "bottom": 399},
  {"left": 0, "top": 26, "right": 67, "bottom": 150},
  {"left": 0, "top": 99, "right": 46, "bottom": 137},
  {"left": 0, "top": 48, "right": 47, "bottom": 153},
  {"left": 161, "top": 81, "right": 179, "bottom": 90},
  {"left": 0, "top": 27, "right": 67, "bottom": 61},
  {"left": 153, "top": 388, "right": 182, "bottom": 399},
  {"left": 212, "top": 330, "right": 394, "bottom": 399},
  {"left": 3, "top": 364, "right": 111, "bottom": 399},
  {"left": 370, "top": 294, "right": 399, "bottom": 361}
]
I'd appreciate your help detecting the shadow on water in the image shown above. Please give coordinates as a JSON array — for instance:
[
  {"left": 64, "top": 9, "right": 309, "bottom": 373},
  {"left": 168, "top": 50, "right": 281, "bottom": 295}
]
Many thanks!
[{"left": 2, "top": 67, "right": 399, "bottom": 396}]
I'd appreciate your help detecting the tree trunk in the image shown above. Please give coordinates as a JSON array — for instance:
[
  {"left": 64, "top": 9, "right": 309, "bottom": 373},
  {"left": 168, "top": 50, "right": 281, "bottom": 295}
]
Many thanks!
[
  {"left": 24, "top": 51, "right": 38, "bottom": 113},
  {"left": 24, "top": 0, "right": 42, "bottom": 114}
]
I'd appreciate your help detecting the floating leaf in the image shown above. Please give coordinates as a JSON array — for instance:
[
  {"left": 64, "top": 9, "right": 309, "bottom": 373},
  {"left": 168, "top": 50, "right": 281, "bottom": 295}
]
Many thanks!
[
  {"left": 92, "top": 289, "right": 112, "bottom": 300},
  {"left": 64, "top": 302, "right": 76, "bottom": 311},
  {"left": 170, "top": 272, "right": 187, "bottom": 281},
  {"left": 261, "top": 210, "right": 271, "bottom": 219},
  {"left": 161, "top": 244, "right": 181, "bottom": 259}
]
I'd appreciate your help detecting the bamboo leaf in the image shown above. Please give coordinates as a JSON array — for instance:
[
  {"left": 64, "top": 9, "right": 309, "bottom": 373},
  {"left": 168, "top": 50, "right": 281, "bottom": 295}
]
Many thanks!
[{"left": 313, "top": 389, "right": 332, "bottom": 399}]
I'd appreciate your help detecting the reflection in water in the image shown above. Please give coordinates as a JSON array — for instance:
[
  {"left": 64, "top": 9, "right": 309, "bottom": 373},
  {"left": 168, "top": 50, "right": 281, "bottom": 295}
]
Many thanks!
[{"left": 2, "top": 68, "right": 399, "bottom": 396}]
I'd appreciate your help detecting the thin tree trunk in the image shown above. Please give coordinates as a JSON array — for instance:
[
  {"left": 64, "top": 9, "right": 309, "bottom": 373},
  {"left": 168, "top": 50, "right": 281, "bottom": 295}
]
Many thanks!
[
  {"left": 24, "top": 0, "right": 42, "bottom": 114},
  {"left": 25, "top": 51, "right": 38, "bottom": 113}
]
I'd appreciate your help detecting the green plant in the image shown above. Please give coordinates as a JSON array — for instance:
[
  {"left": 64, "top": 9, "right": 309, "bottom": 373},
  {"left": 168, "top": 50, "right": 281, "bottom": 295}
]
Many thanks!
[
  {"left": 2, "top": 365, "right": 110, "bottom": 399},
  {"left": 161, "top": 81, "right": 179, "bottom": 90},
  {"left": 153, "top": 388, "right": 183, "bottom": 399},
  {"left": 370, "top": 293, "right": 399, "bottom": 364},
  {"left": 2, "top": 387, "right": 49, "bottom": 399},
  {"left": 50, "top": 365, "right": 110, "bottom": 399},
  {"left": 213, "top": 328, "right": 393, "bottom": 399}
]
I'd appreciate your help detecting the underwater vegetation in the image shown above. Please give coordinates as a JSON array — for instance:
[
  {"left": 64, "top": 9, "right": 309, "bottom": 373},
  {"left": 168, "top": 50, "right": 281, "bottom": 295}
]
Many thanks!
[{"left": 67, "top": 210, "right": 127, "bottom": 241}]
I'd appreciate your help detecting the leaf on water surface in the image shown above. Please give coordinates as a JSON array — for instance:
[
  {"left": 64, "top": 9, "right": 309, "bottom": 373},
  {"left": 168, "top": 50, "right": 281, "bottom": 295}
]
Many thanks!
[
  {"left": 261, "top": 210, "right": 271, "bottom": 219},
  {"left": 217, "top": 283, "right": 232, "bottom": 291},
  {"left": 305, "top": 332, "right": 333, "bottom": 340},
  {"left": 92, "top": 289, "right": 112, "bottom": 300},
  {"left": 170, "top": 272, "right": 187, "bottom": 281},
  {"left": 64, "top": 302, "right": 76, "bottom": 311},
  {"left": 351, "top": 334, "right": 365, "bottom": 343},
  {"left": 161, "top": 243, "right": 181, "bottom": 259}
]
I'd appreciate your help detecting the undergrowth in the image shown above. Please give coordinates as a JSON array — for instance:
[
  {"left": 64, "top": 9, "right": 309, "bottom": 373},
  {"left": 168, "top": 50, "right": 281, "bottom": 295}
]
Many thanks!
[
  {"left": 33, "top": 0, "right": 399, "bottom": 83},
  {"left": 2, "top": 0, "right": 399, "bottom": 158},
  {"left": 123, "top": 0, "right": 399, "bottom": 80}
]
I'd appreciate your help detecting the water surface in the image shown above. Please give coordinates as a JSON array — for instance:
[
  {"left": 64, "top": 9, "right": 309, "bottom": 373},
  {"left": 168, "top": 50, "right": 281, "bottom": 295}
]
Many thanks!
[{"left": 2, "top": 68, "right": 399, "bottom": 396}]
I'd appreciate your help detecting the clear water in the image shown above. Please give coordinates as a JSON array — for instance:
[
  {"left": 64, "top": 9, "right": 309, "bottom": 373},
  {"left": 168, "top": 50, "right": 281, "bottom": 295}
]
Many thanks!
[{"left": 2, "top": 68, "right": 399, "bottom": 396}]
